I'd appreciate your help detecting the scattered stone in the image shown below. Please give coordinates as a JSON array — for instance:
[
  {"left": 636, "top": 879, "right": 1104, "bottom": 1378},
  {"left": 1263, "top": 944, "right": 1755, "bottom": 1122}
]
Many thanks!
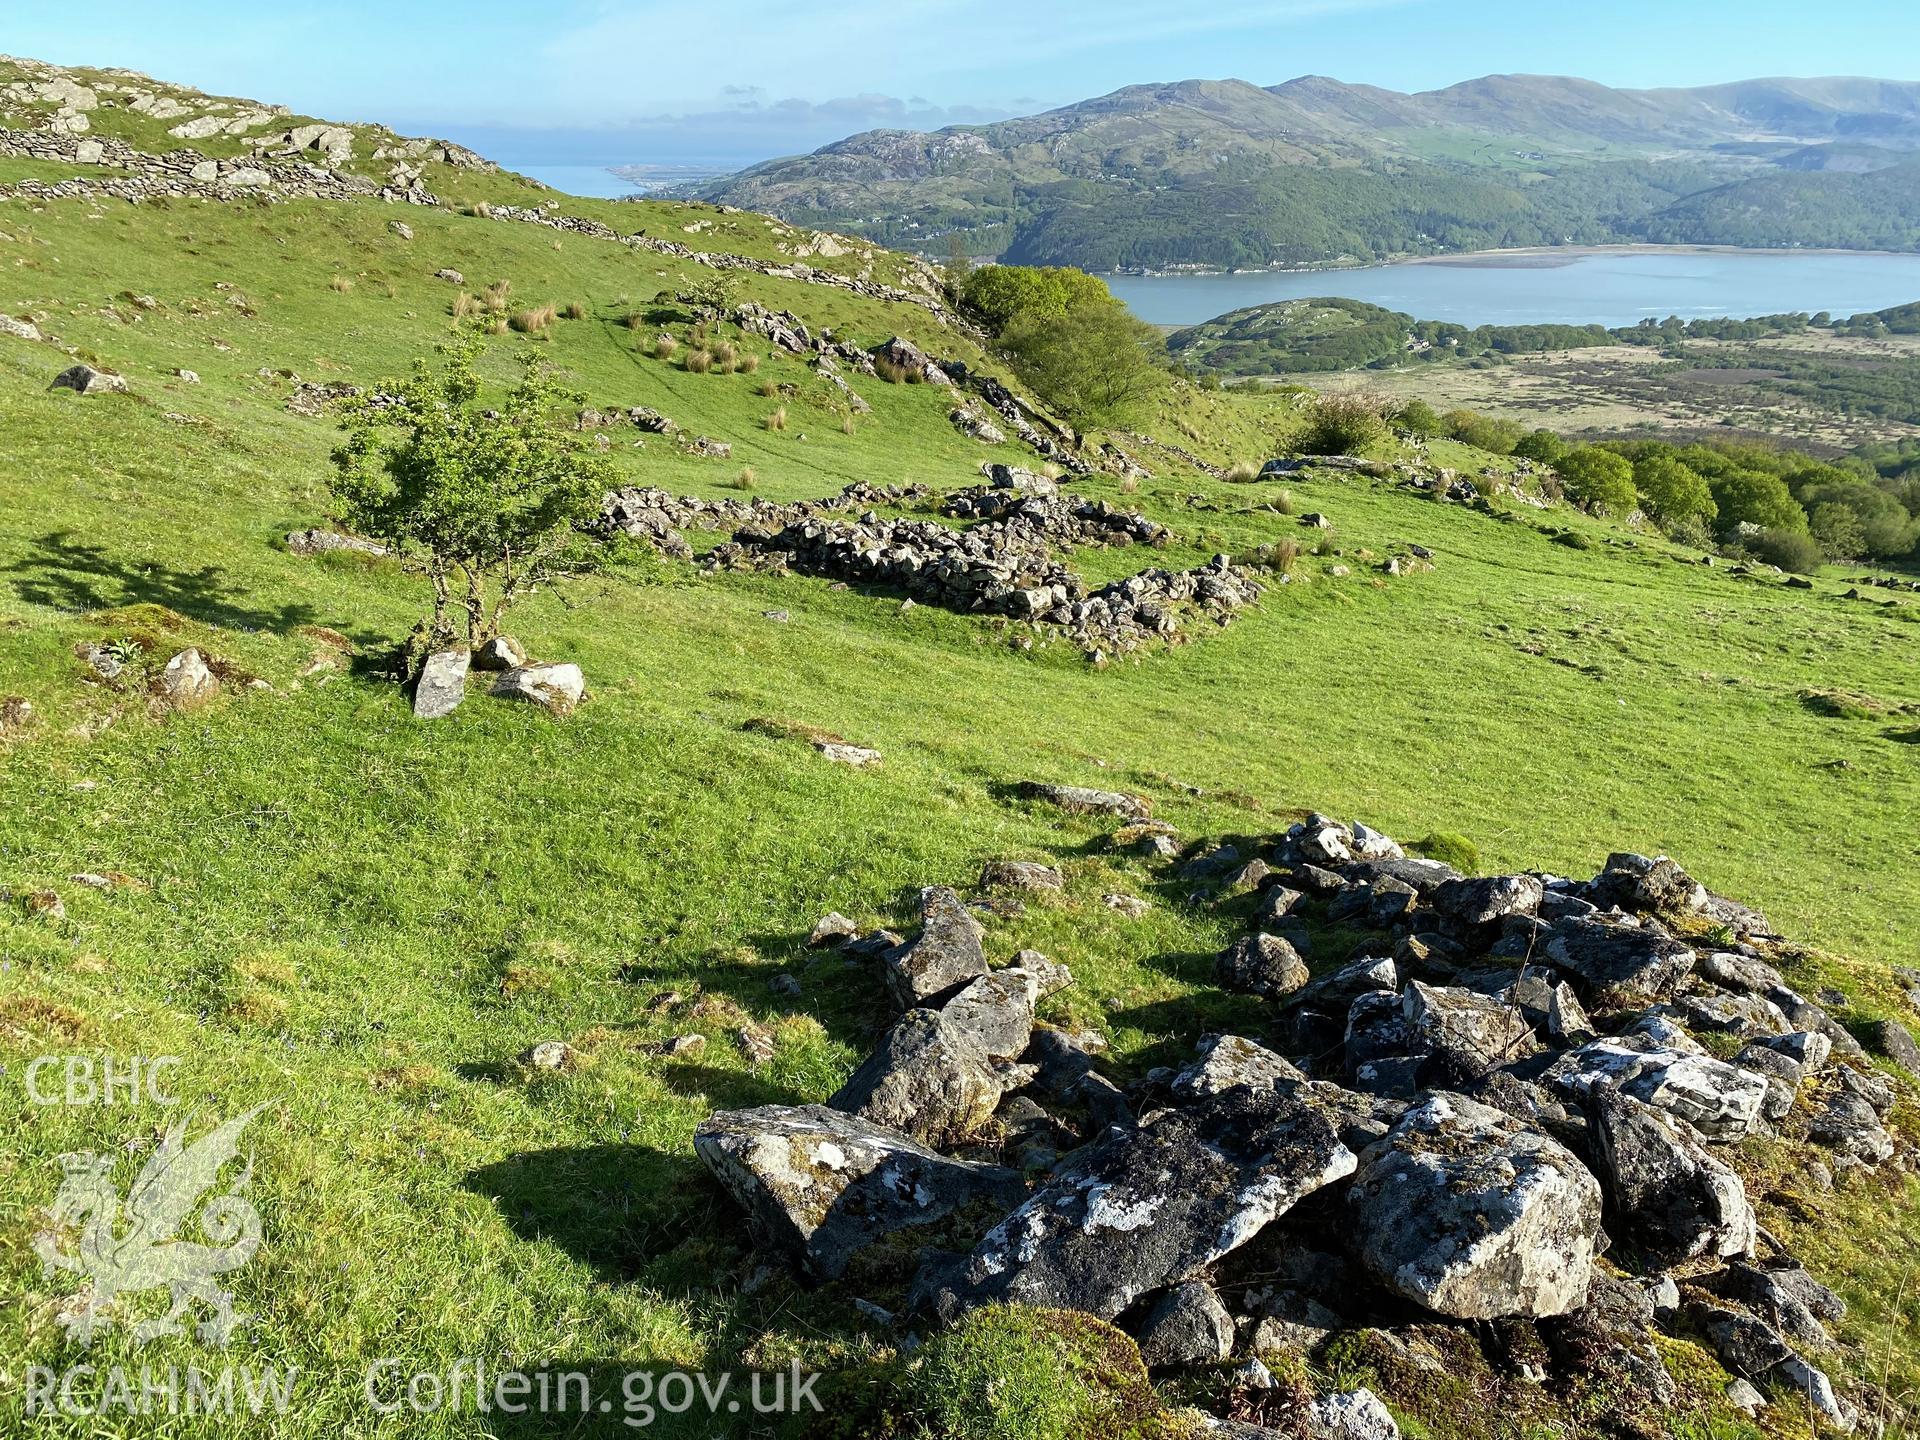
[
  {"left": 1102, "top": 892, "right": 1150, "bottom": 918},
  {"left": 1863, "top": 1018, "right": 1920, "bottom": 1072},
  {"left": 768, "top": 973, "right": 802, "bottom": 997},
  {"left": 1217, "top": 933, "right": 1310, "bottom": 1000},
  {"left": 662, "top": 1033, "right": 706, "bottom": 1058},
  {"left": 50, "top": 363, "right": 127, "bottom": 395},
  {"left": 980, "top": 860, "right": 1063, "bottom": 893},
  {"left": 1307, "top": 1388, "right": 1400, "bottom": 1440},
  {"left": 809, "top": 912, "right": 859, "bottom": 947},
  {"left": 490, "top": 662, "right": 585, "bottom": 716},
  {"left": 920, "top": 1087, "right": 1355, "bottom": 1320},
  {"left": 519, "top": 1040, "right": 581, "bottom": 1072},
  {"left": 412, "top": 649, "right": 468, "bottom": 719},
  {"left": 154, "top": 648, "right": 220, "bottom": 709},
  {"left": 817, "top": 742, "right": 882, "bottom": 767},
  {"left": 1018, "top": 782, "right": 1151, "bottom": 820},
  {"left": 471, "top": 635, "right": 526, "bottom": 671},
  {"left": 1588, "top": 1087, "right": 1755, "bottom": 1261},
  {"left": 285, "top": 527, "right": 388, "bottom": 557},
  {"left": 829, "top": 1007, "right": 1006, "bottom": 1145},
  {"left": 0, "top": 313, "right": 44, "bottom": 341}
]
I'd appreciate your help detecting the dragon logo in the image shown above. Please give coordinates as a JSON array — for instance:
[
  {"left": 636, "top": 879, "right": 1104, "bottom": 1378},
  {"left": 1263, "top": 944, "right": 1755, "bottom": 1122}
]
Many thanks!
[{"left": 33, "top": 1104, "right": 272, "bottom": 1347}]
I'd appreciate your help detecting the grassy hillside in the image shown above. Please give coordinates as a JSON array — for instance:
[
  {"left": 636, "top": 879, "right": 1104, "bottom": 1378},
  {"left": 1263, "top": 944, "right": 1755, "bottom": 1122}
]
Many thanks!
[{"left": 2, "top": 114, "right": 1919, "bottom": 1440}]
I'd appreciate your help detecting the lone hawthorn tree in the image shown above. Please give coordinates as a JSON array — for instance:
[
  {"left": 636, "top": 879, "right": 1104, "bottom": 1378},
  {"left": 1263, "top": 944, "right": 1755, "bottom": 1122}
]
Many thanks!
[{"left": 330, "top": 337, "right": 614, "bottom": 664}]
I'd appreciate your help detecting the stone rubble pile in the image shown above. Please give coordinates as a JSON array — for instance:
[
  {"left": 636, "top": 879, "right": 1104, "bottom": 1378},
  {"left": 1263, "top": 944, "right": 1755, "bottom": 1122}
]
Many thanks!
[
  {"left": 599, "top": 480, "right": 930, "bottom": 561},
  {"left": 941, "top": 486, "right": 1171, "bottom": 549},
  {"left": 695, "top": 817, "right": 1915, "bottom": 1437}
]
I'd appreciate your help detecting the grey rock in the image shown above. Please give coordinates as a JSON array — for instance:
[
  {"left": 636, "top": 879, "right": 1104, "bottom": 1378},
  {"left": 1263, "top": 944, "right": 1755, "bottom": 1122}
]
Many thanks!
[
  {"left": 1542, "top": 1271, "right": 1676, "bottom": 1406},
  {"left": 1773, "top": 1353, "right": 1853, "bottom": 1431},
  {"left": 1295, "top": 956, "right": 1398, "bottom": 1014},
  {"left": 1539, "top": 917, "right": 1695, "bottom": 1003},
  {"left": 883, "top": 886, "right": 988, "bottom": 1009},
  {"left": 1254, "top": 885, "right": 1306, "bottom": 927},
  {"left": 694, "top": 1104, "right": 1024, "bottom": 1280},
  {"left": 155, "top": 648, "right": 220, "bottom": 709},
  {"left": 1863, "top": 1018, "right": 1920, "bottom": 1072},
  {"left": 1018, "top": 782, "right": 1151, "bottom": 820},
  {"left": 1403, "top": 981, "right": 1537, "bottom": 1080},
  {"left": 939, "top": 969, "right": 1037, "bottom": 1062},
  {"left": 1348, "top": 1092, "right": 1602, "bottom": 1319},
  {"left": 1137, "top": 1280, "right": 1235, "bottom": 1368},
  {"left": 1724, "top": 1378, "right": 1766, "bottom": 1413},
  {"left": 1698, "top": 951, "right": 1785, "bottom": 995},
  {"left": 1307, "top": 1388, "right": 1400, "bottom": 1440},
  {"left": 808, "top": 912, "right": 859, "bottom": 947},
  {"left": 980, "top": 859, "right": 1063, "bottom": 893},
  {"left": 1733, "top": 1043, "right": 1805, "bottom": 1121},
  {"left": 829, "top": 1008, "right": 1005, "bottom": 1145},
  {"left": 491, "top": 661, "right": 584, "bottom": 715},
  {"left": 1695, "top": 1302, "right": 1792, "bottom": 1378},
  {"left": 922, "top": 1087, "right": 1356, "bottom": 1320},
  {"left": 50, "top": 363, "right": 128, "bottom": 395},
  {"left": 519, "top": 1040, "right": 581, "bottom": 1072},
  {"left": 471, "top": 635, "right": 526, "bottom": 671},
  {"left": 1548, "top": 1040, "right": 1769, "bottom": 1141},
  {"left": 1705, "top": 1263, "right": 1845, "bottom": 1349},
  {"left": 1433, "top": 874, "right": 1544, "bottom": 927},
  {"left": 1172, "top": 1034, "right": 1306, "bottom": 1100},
  {"left": 1589, "top": 1087, "right": 1755, "bottom": 1261},
  {"left": 1217, "top": 932, "right": 1310, "bottom": 999}
]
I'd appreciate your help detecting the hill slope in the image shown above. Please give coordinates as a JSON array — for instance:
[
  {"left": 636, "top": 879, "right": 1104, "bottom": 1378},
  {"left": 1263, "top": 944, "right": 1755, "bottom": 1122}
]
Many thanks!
[
  {"left": 1, "top": 56, "right": 1918, "bottom": 1440},
  {"left": 697, "top": 72, "right": 1920, "bottom": 268}
]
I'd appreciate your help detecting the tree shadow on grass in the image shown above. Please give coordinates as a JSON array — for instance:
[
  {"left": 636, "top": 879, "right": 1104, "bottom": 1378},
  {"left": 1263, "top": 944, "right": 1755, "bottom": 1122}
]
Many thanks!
[
  {"left": 11, "top": 531, "right": 320, "bottom": 633},
  {"left": 464, "top": 1142, "right": 722, "bottom": 1287}
]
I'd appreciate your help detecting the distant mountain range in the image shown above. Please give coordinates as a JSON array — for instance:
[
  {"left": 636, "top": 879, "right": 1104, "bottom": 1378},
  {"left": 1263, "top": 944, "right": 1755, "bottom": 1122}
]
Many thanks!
[{"left": 693, "top": 74, "right": 1920, "bottom": 270}]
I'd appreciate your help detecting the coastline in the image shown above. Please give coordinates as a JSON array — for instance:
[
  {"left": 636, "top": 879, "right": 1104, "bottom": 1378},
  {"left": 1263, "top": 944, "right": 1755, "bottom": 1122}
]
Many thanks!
[{"left": 1103, "top": 242, "right": 1920, "bottom": 280}]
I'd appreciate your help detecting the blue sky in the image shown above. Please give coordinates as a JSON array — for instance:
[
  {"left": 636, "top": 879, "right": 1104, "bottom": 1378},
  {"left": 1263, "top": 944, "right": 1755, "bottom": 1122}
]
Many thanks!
[{"left": 9, "top": 0, "right": 1920, "bottom": 169}]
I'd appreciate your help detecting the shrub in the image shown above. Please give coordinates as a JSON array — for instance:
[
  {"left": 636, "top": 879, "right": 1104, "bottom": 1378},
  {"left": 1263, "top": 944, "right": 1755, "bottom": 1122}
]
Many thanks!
[
  {"left": 764, "top": 406, "right": 788, "bottom": 432},
  {"left": 1300, "top": 393, "right": 1387, "bottom": 456},
  {"left": 684, "top": 349, "right": 713, "bottom": 374},
  {"left": 1413, "top": 831, "right": 1480, "bottom": 873},
  {"left": 1809, "top": 502, "right": 1867, "bottom": 560},
  {"left": 1391, "top": 398, "right": 1443, "bottom": 437},
  {"left": 841, "top": 414, "right": 856, "bottom": 436},
  {"left": 960, "top": 265, "right": 1118, "bottom": 333},
  {"left": 1444, "top": 408, "right": 1521, "bottom": 455},
  {"left": 1633, "top": 453, "right": 1717, "bottom": 528},
  {"left": 998, "top": 297, "right": 1167, "bottom": 426},
  {"left": 1747, "top": 527, "right": 1824, "bottom": 574},
  {"left": 1711, "top": 468, "right": 1805, "bottom": 534},
  {"left": 561, "top": 301, "right": 588, "bottom": 321},
  {"left": 1118, "top": 475, "right": 1139, "bottom": 495},
  {"left": 330, "top": 337, "right": 614, "bottom": 653},
  {"left": 1555, "top": 447, "right": 1638, "bottom": 517},
  {"left": 1511, "top": 429, "right": 1566, "bottom": 466}
]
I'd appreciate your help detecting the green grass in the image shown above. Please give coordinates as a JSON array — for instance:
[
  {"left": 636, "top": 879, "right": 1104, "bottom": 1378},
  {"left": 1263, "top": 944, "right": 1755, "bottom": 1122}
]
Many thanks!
[{"left": 0, "top": 176, "right": 1917, "bottom": 1438}]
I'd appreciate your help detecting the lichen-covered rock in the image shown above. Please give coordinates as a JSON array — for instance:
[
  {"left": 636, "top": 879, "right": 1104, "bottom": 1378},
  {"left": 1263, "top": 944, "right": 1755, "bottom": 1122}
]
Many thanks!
[
  {"left": 1018, "top": 782, "right": 1151, "bottom": 819},
  {"left": 921, "top": 1087, "right": 1356, "bottom": 1320},
  {"left": 1538, "top": 917, "right": 1695, "bottom": 1003},
  {"left": 1548, "top": 1040, "right": 1769, "bottom": 1142},
  {"left": 693, "top": 1104, "right": 1024, "bottom": 1280},
  {"left": 155, "top": 647, "right": 220, "bottom": 709},
  {"left": 1348, "top": 1092, "right": 1602, "bottom": 1319},
  {"left": 1432, "top": 874, "right": 1544, "bottom": 927},
  {"left": 1172, "top": 1034, "right": 1306, "bottom": 1100},
  {"left": 1307, "top": 1387, "right": 1401, "bottom": 1440},
  {"left": 490, "top": 661, "right": 584, "bottom": 715},
  {"left": 1402, "top": 981, "right": 1538, "bottom": 1080},
  {"left": 938, "top": 968, "right": 1038, "bottom": 1062},
  {"left": 980, "top": 859, "right": 1063, "bottom": 892},
  {"left": 829, "top": 1007, "right": 1010, "bottom": 1145},
  {"left": 883, "top": 886, "right": 988, "bottom": 1009},
  {"left": 1589, "top": 1087, "right": 1755, "bottom": 1261},
  {"left": 1542, "top": 1270, "right": 1677, "bottom": 1406},
  {"left": 50, "top": 362, "right": 127, "bottom": 395},
  {"left": 1217, "top": 932, "right": 1309, "bottom": 1000}
]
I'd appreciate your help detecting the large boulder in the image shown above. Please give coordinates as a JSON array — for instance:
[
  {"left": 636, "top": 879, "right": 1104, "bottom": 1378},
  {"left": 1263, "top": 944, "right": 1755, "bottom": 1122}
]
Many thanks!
[
  {"left": 1348, "top": 1092, "right": 1602, "bottom": 1319},
  {"left": 50, "top": 363, "right": 127, "bottom": 395},
  {"left": 1588, "top": 1087, "right": 1755, "bottom": 1261},
  {"left": 938, "top": 968, "right": 1038, "bottom": 1061},
  {"left": 883, "top": 887, "right": 988, "bottom": 1009},
  {"left": 1432, "top": 874, "right": 1543, "bottom": 927},
  {"left": 1538, "top": 918, "right": 1695, "bottom": 1003},
  {"left": 828, "top": 1008, "right": 1007, "bottom": 1146},
  {"left": 920, "top": 1087, "right": 1356, "bottom": 1320},
  {"left": 693, "top": 1104, "right": 1024, "bottom": 1280},
  {"left": 490, "top": 661, "right": 584, "bottom": 715},
  {"left": 1547, "top": 1041, "right": 1769, "bottom": 1142}
]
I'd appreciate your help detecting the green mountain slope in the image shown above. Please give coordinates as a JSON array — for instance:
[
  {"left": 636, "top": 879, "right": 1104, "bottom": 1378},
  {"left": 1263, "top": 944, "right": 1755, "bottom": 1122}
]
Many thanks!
[{"left": 698, "top": 72, "right": 1920, "bottom": 268}]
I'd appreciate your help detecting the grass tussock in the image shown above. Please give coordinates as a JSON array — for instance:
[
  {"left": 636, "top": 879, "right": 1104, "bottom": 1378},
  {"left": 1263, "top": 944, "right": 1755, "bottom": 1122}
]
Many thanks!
[
  {"left": 451, "top": 292, "right": 478, "bottom": 319},
  {"left": 738, "top": 352, "right": 760, "bottom": 374},
  {"left": 328, "top": 275, "right": 353, "bottom": 294},
  {"left": 764, "top": 406, "right": 788, "bottom": 432},
  {"left": 561, "top": 301, "right": 588, "bottom": 321},
  {"left": 684, "top": 348, "right": 712, "bottom": 374},
  {"left": 757, "top": 379, "right": 780, "bottom": 398},
  {"left": 508, "top": 304, "right": 557, "bottom": 335},
  {"left": 652, "top": 332, "right": 677, "bottom": 359},
  {"left": 483, "top": 279, "right": 512, "bottom": 313},
  {"left": 733, "top": 466, "right": 757, "bottom": 491},
  {"left": 1223, "top": 459, "right": 1262, "bottom": 483}
]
